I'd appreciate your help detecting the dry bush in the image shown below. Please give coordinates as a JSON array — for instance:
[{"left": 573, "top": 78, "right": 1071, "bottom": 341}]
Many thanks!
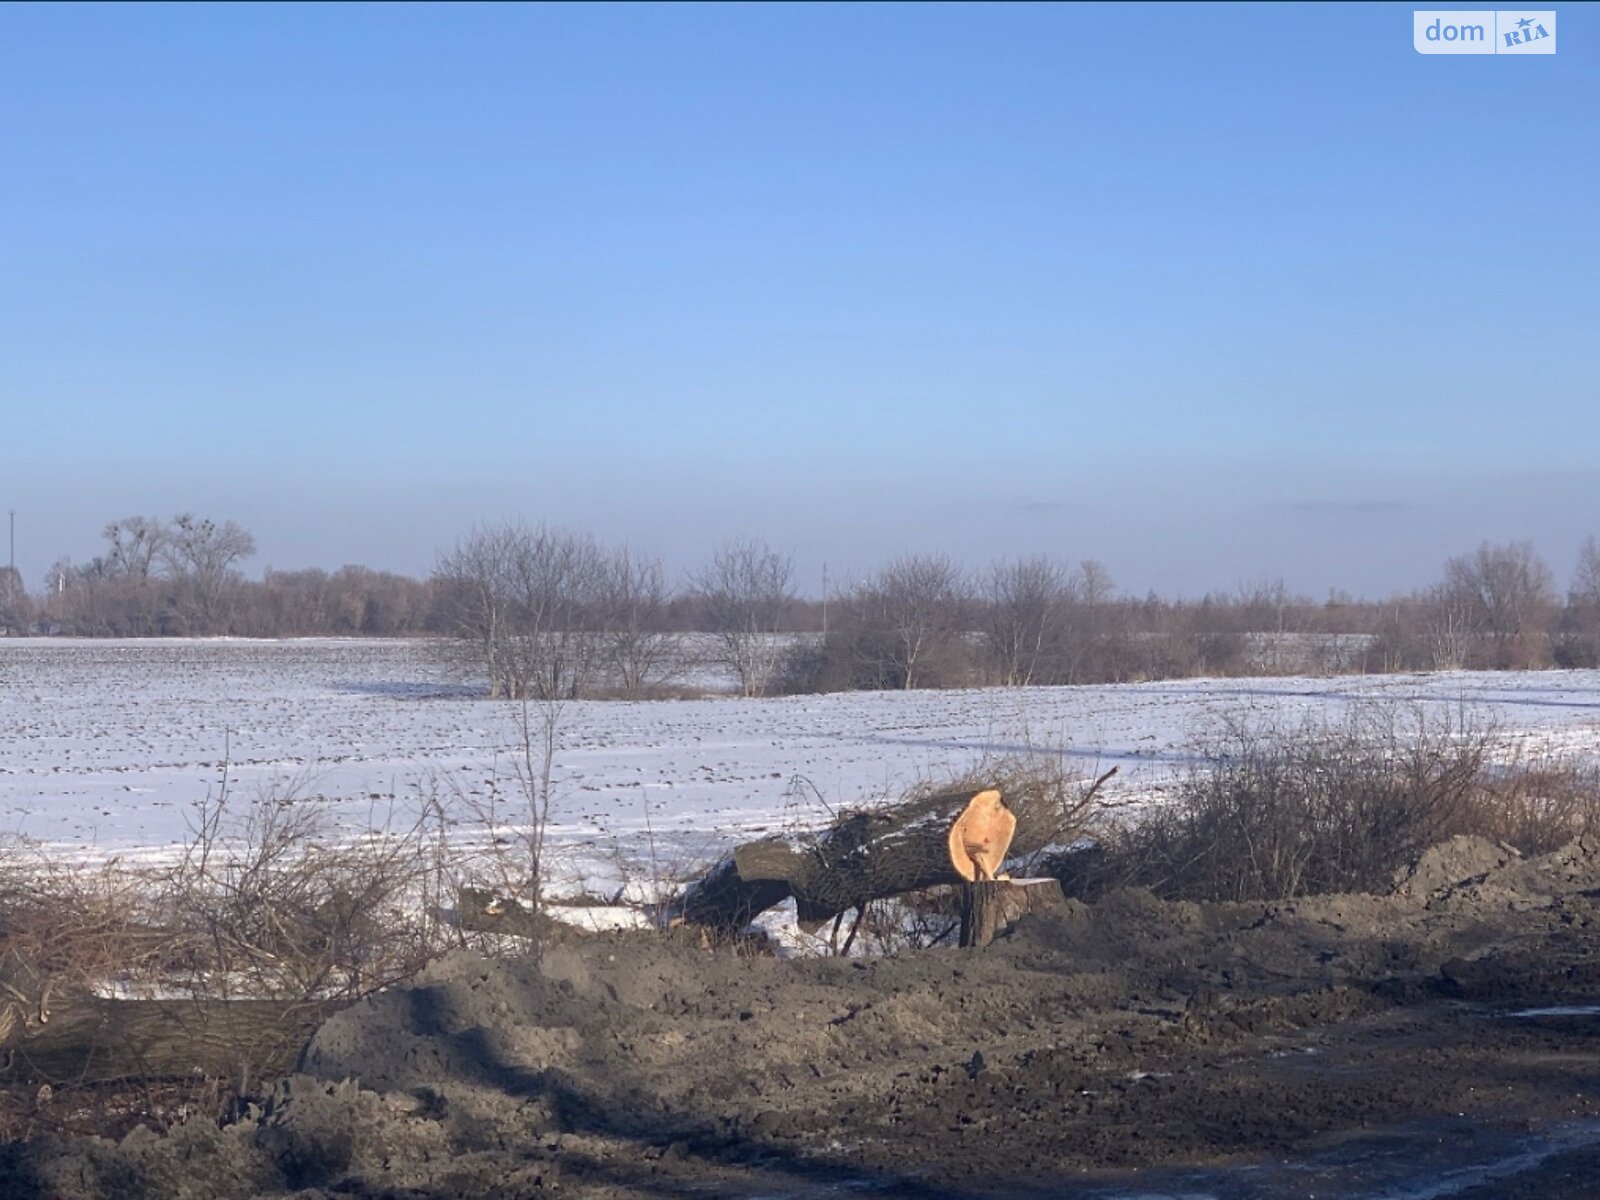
[
  {"left": 0, "top": 777, "right": 470, "bottom": 1017},
  {"left": 158, "top": 780, "right": 463, "bottom": 1003},
  {"left": 0, "top": 779, "right": 472, "bottom": 1142},
  {"left": 0, "top": 846, "right": 189, "bottom": 1141},
  {"left": 0, "top": 845, "right": 171, "bottom": 1006},
  {"left": 1455, "top": 751, "right": 1600, "bottom": 854},
  {"left": 1053, "top": 706, "right": 1600, "bottom": 904}
]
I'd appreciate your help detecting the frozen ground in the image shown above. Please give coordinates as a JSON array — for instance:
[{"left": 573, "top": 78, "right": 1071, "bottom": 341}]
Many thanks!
[{"left": 3, "top": 638, "right": 1600, "bottom": 900}]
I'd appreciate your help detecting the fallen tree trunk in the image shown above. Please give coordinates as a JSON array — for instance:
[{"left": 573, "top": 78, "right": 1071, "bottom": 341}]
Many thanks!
[
  {"left": 0, "top": 947, "right": 336, "bottom": 1083},
  {"left": 665, "top": 767, "right": 1115, "bottom": 933},
  {"left": 4, "top": 993, "right": 335, "bottom": 1084}
]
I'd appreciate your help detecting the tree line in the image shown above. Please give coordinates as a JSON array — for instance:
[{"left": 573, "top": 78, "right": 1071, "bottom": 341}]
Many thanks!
[
  {"left": 0, "top": 515, "right": 432, "bottom": 639},
  {"left": 4, "top": 515, "right": 1600, "bottom": 694}
]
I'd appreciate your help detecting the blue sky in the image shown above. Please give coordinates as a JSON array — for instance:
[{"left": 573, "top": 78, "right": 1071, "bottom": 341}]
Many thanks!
[{"left": 3, "top": 2, "right": 1596, "bottom": 597}]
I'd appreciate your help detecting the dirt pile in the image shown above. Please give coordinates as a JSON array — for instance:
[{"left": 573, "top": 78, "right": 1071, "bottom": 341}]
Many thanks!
[
  {"left": 1390, "top": 832, "right": 1521, "bottom": 900},
  {"left": 11, "top": 835, "right": 1600, "bottom": 1198}
]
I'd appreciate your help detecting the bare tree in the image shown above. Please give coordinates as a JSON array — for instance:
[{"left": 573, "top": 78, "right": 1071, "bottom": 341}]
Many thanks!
[
  {"left": 1421, "top": 581, "right": 1472, "bottom": 670},
  {"left": 1062, "top": 559, "right": 1117, "bottom": 683},
  {"left": 22, "top": 518, "right": 436, "bottom": 639},
  {"left": 984, "top": 557, "right": 1070, "bottom": 686},
  {"left": 86, "top": 516, "right": 174, "bottom": 634},
  {"left": 860, "top": 554, "right": 971, "bottom": 690},
  {"left": 436, "top": 525, "right": 518, "bottom": 696},
  {"left": 598, "top": 546, "right": 676, "bottom": 697},
  {"left": 268, "top": 567, "right": 336, "bottom": 633},
  {"left": 435, "top": 522, "right": 606, "bottom": 701},
  {"left": 0, "top": 565, "right": 28, "bottom": 635},
  {"left": 1439, "top": 541, "right": 1556, "bottom": 667},
  {"left": 691, "top": 539, "right": 795, "bottom": 697},
  {"left": 1573, "top": 537, "right": 1600, "bottom": 609},
  {"left": 506, "top": 527, "right": 607, "bottom": 701},
  {"left": 163, "top": 513, "right": 257, "bottom": 632},
  {"left": 505, "top": 528, "right": 606, "bottom": 912},
  {"left": 1555, "top": 536, "right": 1600, "bottom": 668},
  {"left": 333, "top": 565, "right": 430, "bottom": 636},
  {"left": 103, "top": 516, "right": 169, "bottom": 580},
  {"left": 434, "top": 522, "right": 610, "bottom": 913}
]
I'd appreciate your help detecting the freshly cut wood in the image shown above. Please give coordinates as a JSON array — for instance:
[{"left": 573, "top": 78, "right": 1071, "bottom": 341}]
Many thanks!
[
  {"left": 958, "top": 877, "right": 1067, "bottom": 948},
  {"left": 948, "top": 789, "right": 1018, "bottom": 882},
  {"left": 665, "top": 767, "right": 1114, "bottom": 933}
]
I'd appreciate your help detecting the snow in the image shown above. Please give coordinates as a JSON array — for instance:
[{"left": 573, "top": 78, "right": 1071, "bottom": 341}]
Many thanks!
[{"left": 4, "top": 638, "right": 1600, "bottom": 901}]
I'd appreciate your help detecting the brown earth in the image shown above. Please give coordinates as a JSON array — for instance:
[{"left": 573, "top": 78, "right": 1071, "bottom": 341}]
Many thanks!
[{"left": 9, "top": 833, "right": 1600, "bottom": 1198}]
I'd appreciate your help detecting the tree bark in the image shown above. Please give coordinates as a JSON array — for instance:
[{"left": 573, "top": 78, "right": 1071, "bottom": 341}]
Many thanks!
[
  {"left": 0, "top": 944, "right": 335, "bottom": 1083},
  {"left": 959, "top": 878, "right": 1068, "bottom": 948},
  {"left": 2, "top": 992, "right": 335, "bottom": 1084}
]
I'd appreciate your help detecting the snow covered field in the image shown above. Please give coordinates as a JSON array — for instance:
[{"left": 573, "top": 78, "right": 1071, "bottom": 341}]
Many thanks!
[{"left": 3, "top": 638, "right": 1600, "bottom": 899}]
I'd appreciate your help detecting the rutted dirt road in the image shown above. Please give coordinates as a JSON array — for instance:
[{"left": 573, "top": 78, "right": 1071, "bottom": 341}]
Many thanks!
[{"left": 11, "top": 834, "right": 1600, "bottom": 1198}]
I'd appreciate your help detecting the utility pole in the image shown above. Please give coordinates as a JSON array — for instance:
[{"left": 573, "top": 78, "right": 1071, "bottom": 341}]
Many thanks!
[
  {"left": 7, "top": 510, "right": 13, "bottom": 574},
  {"left": 821, "top": 562, "right": 829, "bottom": 638}
]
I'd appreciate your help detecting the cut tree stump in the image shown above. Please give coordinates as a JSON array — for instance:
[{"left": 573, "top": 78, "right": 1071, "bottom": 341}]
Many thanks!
[{"left": 958, "top": 877, "right": 1067, "bottom": 948}]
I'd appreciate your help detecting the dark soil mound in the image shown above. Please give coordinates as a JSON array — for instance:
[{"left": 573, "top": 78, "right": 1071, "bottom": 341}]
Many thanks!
[{"left": 12, "top": 836, "right": 1600, "bottom": 1198}]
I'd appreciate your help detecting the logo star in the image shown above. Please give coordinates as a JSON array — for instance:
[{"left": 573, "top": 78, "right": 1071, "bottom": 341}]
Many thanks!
[{"left": 1517, "top": 16, "right": 1533, "bottom": 29}]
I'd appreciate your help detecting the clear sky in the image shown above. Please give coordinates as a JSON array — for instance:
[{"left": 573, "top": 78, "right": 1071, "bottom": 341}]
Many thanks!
[{"left": 2, "top": 2, "right": 1596, "bottom": 598}]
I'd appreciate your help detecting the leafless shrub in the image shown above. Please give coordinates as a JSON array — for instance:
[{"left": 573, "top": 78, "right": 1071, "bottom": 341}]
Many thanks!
[
  {"left": 1459, "top": 750, "right": 1600, "bottom": 854},
  {"left": 769, "top": 635, "right": 836, "bottom": 694},
  {"left": 433, "top": 522, "right": 607, "bottom": 701},
  {"left": 0, "top": 843, "right": 169, "bottom": 1001},
  {"left": 0, "top": 772, "right": 471, "bottom": 1141},
  {"left": 690, "top": 539, "right": 795, "bottom": 697},
  {"left": 597, "top": 546, "right": 679, "bottom": 697},
  {"left": 160, "top": 779, "right": 460, "bottom": 1004},
  {"left": 983, "top": 557, "right": 1072, "bottom": 687},
  {"left": 1055, "top": 706, "right": 1600, "bottom": 904}
]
